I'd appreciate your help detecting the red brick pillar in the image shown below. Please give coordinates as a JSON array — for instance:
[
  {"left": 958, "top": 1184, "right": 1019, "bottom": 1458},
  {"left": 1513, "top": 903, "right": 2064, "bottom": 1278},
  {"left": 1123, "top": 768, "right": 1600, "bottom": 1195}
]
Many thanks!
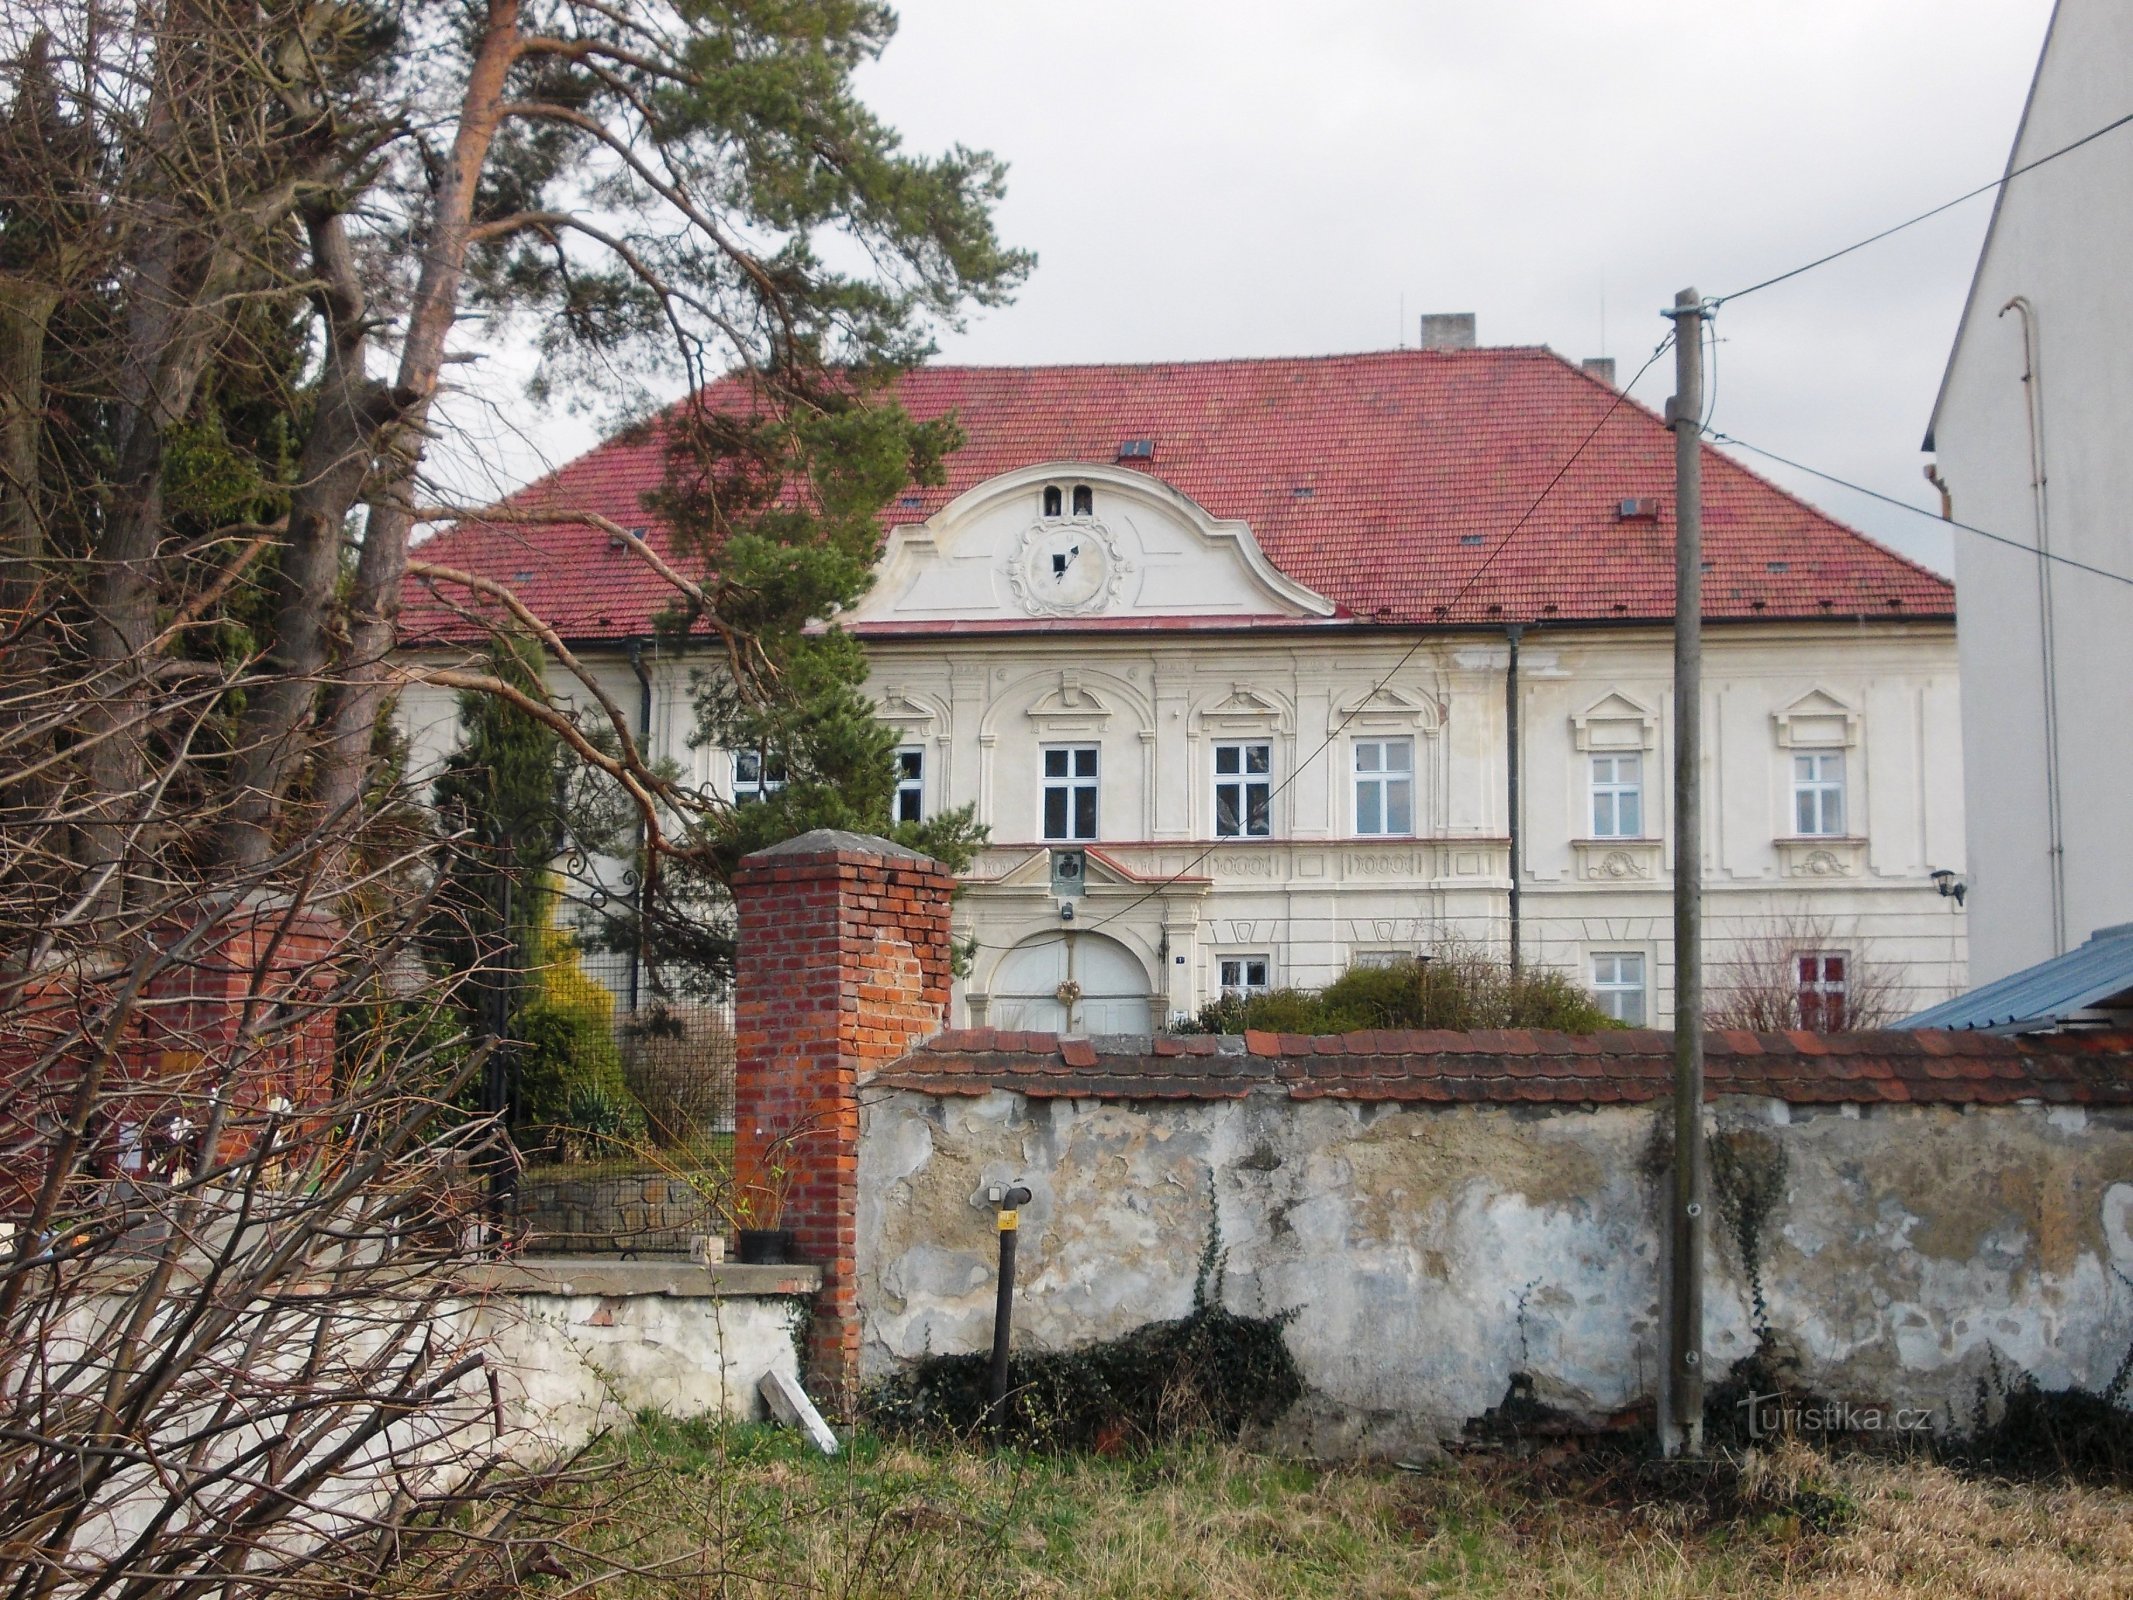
[{"left": 731, "top": 830, "right": 955, "bottom": 1399}]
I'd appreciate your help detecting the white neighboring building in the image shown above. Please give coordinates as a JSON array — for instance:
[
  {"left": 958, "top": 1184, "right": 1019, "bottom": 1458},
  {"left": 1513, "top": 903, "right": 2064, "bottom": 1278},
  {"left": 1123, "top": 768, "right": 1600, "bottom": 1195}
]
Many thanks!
[
  {"left": 1925, "top": 0, "right": 2133, "bottom": 984},
  {"left": 404, "top": 342, "right": 1969, "bottom": 1031}
]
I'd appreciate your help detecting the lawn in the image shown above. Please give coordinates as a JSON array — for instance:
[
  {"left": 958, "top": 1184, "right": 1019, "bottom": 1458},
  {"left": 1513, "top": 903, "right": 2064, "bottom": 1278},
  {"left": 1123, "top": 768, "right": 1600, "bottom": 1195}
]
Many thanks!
[{"left": 531, "top": 1417, "right": 2133, "bottom": 1599}]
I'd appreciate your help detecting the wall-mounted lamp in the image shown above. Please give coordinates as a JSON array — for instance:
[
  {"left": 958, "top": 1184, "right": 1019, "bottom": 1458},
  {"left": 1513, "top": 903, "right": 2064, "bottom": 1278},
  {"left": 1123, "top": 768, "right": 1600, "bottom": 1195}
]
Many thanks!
[
  {"left": 1059, "top": 901, "right": 1075, "bottom": 923},
  {"left": 1930, "top": 868, "right": 1967, "bottom": 907}
]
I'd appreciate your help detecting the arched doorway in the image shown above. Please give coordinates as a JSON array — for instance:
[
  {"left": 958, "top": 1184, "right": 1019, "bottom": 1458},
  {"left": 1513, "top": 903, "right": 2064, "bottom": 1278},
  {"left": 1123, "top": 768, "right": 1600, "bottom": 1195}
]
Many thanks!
[{"left": 987, "top": 930, "right": 1153, "bottom": 1034}]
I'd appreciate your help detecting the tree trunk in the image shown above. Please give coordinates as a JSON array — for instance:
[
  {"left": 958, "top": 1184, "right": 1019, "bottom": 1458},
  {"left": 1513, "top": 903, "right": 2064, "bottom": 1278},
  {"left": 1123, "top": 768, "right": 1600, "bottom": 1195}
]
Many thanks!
[
  {"left": 0, "top": 272, "right": 55, "bottom": 633},
  {"left": 0, "top": 273, "right": 59, "bottom": 915},
  {"left": 219, "top": 0, "right": 525, "bottom": 874},
  {"left": 75, "top": 227, "right": 229, "bottom": 913},
  {"left": 212, "top": 210, "right": 388, "bottom": 871}
]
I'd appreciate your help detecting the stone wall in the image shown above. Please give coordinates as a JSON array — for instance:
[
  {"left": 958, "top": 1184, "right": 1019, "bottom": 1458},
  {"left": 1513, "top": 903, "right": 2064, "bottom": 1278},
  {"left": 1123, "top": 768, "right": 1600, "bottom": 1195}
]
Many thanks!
[
  {"left": 513, "top": 1174, "right": 715, "bottom": 1255},
  {"left": 857, "top": 1029, "right": 2133, "bottom": 1457}
]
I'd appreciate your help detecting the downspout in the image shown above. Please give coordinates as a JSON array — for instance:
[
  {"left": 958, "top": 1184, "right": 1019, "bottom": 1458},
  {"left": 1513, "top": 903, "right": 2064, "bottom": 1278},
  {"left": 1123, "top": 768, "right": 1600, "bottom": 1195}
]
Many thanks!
[
  {"left": 1505, "top": 624, "right": 1524, "bottom": 975},
  {"left": 627, "top": 638, "right": 655, "bottom": 1013},
  {"left": 1999, "top": 295, "right": 2067, "bottom": 955}
]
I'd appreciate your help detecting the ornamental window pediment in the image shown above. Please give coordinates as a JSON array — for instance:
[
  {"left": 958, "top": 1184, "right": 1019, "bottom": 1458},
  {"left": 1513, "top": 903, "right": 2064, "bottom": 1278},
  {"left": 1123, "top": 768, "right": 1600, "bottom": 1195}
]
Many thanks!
[
  {"left": 875, "top": 688, "right": 944, "bottom": 739},
  {"left": 1571, "top": 690, "right": 1659, "bottom": 752},
  {"left": 1195, "top": 684, "right": 1290, "bottom": 735},
  {"left": 1024, "top": 670, "right": 1114, "bottom": 737},
  {"left": 1773, "top": 688, "right": 1860, "bottom": 749},
  {"left": 1335, "top": 685, "right": 1441, "bottom": 733}
]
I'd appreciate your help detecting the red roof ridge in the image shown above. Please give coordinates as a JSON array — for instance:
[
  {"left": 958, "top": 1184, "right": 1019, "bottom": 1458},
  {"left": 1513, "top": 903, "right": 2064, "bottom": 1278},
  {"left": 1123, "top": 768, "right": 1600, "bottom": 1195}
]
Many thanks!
[{"left": 401, "top": 346, "right": 1955, "bottom": 646}]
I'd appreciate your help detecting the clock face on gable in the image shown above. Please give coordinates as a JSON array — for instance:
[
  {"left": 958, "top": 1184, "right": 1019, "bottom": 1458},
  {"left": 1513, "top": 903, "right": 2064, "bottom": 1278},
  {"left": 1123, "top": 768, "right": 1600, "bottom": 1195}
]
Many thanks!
[{"left": 1009, "top": 521, "right": 1123, "bottom": 615}]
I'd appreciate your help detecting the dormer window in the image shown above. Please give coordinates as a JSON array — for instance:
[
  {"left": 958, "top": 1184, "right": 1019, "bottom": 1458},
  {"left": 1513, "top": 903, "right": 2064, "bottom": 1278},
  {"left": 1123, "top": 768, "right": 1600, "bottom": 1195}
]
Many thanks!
[
  {"left": 1072, "top": 484, "right": 1093, "bottom": 517},
  {"left": 1042, "top": 485, "right": 1062, "bottom": 518}
]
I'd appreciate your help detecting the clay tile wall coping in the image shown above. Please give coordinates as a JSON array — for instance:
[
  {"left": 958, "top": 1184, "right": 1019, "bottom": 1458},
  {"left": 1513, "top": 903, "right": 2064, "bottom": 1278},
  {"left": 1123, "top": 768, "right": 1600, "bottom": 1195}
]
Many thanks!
[{"left": 865, "top": 1029, "right": 2133, "bottom": 1109}]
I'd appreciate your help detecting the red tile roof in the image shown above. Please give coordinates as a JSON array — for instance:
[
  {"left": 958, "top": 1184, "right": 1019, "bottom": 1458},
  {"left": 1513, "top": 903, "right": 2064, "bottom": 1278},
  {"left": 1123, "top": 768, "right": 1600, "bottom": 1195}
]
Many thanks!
[
  {"left": 401, "top": 348, "right": 1952, "bottom": 645},
  {"left": 871, "top": 1027, "right": 2133, "bottom": 1108}
]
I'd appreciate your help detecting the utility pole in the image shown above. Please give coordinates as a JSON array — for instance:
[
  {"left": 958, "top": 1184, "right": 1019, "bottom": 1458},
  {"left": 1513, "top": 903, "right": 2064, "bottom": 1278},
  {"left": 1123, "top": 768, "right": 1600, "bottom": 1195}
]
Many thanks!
[
  {"left": 1505, "top": 624, "right": 1523, "bottom": 975},
  {"left": 1663, "top": 287, "right": 1707, "bottom": 1458}
]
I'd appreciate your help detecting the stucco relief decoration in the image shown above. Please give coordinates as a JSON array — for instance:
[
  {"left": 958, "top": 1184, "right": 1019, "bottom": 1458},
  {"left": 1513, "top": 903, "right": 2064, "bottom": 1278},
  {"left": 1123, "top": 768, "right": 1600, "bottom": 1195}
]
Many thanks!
[
  {"left": 1024, "top": 670, "right": 1120, "bottom": 737},
  {"left": 1574, "top": 837, "right": 1661, "bottom": 881},
  {"left": 1197, "top": 683, "right": 1288, "bottom": 735},
  {"left": 1775, "top": 838, "right": 1866, "bottom": 879},
  {"left": 1344, "top": 850, "right": 1419, "bottom": 876},
  {"left": 1773, "top": 688, "right": 1861, "bottom": 749},
  {"left": 1571, "top": 690, "right": 1659, "bottom": 752},
  {"left": 1335, "top": 685, "right": 1442, "bottom": 732},
  {"left": 875, "top": 687, "right": 941, "bottom": 739},
  {"left": 1005, "top": 519, "right": 1131, "bottom": 617}
]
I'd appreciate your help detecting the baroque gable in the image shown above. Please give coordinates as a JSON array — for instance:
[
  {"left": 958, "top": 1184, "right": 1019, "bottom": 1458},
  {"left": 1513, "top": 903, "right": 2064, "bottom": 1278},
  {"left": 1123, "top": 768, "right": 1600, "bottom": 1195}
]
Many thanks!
[{"left": 845, "top": 462, "right": 1334, "bottom": 626}]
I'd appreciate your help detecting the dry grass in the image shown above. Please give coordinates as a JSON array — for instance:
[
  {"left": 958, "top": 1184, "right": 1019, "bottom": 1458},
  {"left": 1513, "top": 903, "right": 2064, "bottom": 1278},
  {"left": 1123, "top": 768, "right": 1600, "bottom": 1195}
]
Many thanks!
[{"left": 535, "top": 1419, "right": 2133, "bottom": 1599}]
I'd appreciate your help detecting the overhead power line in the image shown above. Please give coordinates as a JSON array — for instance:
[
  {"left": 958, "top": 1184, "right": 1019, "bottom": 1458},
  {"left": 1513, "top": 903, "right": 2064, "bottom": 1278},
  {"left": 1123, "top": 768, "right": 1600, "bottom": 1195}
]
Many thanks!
[
  {"left": 968, "top": 333, "right": 1680, "bottom": 957},
  {"left": 1708, "top": 430, "right": 2133, "bottom": 590},
  {"left": 1713, "top": 108, "right": 2133, "bottom": 306}
]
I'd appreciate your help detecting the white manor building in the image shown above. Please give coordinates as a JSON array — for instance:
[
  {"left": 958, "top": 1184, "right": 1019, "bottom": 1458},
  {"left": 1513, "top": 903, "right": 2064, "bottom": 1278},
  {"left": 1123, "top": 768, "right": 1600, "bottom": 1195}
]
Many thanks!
[{"left": 402, "top": 341, "right": 1969, "bottom": 1032}]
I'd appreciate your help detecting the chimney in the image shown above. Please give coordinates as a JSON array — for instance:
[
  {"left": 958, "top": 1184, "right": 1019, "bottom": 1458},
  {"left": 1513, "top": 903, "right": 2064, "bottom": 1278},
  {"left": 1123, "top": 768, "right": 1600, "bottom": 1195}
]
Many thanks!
[
  {"left": 1419, "top": 313, "right": 1476, "bottom": 351},
  {"left": 1581, "top": 356, "right": 1617, "bottom": 388}
]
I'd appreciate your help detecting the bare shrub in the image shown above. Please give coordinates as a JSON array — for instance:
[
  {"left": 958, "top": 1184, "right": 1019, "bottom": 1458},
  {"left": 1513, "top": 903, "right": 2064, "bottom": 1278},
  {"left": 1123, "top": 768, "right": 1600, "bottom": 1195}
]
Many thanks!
[
  {"left": 622, "top": 1004, "right": 737, "bottom": 1148},
  {"left": 0, "top": 821, "right": 575, "bottom": 1595},
  {"left": 1707, "top": 910, "right": 1904, "bottom": 1031}
]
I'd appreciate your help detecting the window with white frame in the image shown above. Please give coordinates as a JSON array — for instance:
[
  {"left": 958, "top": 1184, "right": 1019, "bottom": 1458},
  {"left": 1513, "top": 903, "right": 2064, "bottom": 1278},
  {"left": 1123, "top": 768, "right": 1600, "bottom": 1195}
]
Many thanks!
[
  {"left": 1590, "top": 752, "right": 1644, "bottom": 838},
  {"left": 733, "top": 748, "right": 786, "bottom": 805},
  {"left": 1591, "top": 952, "right": 1647, "bottom": 1026},
  {"left": 1352, "top": 738, "right": 1414, "bottom": 836},
  {"left": 894, "top": 746, "right": 924, "bottom": 825},
  {"left": 1213, "top": 741, "right": 1273, "bottom": 838},
  {"left": 1796, "top": 951, "right": 1849, "bottom": 1031},
  {"left": 1792, "top": 751, "right": 1845, "bottom": 836},
  {"left": 1218, "top": 955, "right": 1271, "bottom": 996},
  {"left": 1041, "top": 745, "right": 1099, "bottom": 840}
]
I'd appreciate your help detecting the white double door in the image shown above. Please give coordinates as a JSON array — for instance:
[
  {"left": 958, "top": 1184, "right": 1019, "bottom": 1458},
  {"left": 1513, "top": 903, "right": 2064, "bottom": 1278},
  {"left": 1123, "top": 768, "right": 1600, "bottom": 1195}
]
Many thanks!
[{"left": 987, "top": 930, "right": 1153, "bottom": 1034}]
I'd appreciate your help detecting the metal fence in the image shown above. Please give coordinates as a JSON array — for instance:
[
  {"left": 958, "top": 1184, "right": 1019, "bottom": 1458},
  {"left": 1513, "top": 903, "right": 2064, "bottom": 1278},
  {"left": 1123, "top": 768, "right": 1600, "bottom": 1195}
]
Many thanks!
[{"left": 506, "top": 946, "right": 737, "bottom": 1256}]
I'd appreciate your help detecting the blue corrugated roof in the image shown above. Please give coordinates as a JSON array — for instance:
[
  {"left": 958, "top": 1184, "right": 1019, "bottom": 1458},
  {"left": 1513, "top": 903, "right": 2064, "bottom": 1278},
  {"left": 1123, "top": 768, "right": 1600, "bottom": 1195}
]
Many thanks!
[{"left": 1902, "top": 924, "right": 2133, "bottom": 1033}]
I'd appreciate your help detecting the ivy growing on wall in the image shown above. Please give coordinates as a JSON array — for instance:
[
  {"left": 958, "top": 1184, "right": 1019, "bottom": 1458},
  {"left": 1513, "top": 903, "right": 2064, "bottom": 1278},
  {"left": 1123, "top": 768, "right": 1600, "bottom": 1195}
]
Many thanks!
[
  {"left": 1710, "top": 1128, "right": 1789, "bottom": 1339},
  {"left": 866, "top": 1182, "right": 1302, "bottom": 1451}
]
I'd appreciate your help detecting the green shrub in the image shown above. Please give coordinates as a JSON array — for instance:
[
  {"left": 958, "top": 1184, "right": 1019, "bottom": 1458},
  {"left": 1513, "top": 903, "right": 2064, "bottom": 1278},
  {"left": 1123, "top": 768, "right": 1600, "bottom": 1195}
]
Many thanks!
[
  {"left": 514, "top": 920, "right": 644, "bottom": 1159},
  {"left": 1180, "top": 952, "right": 1623, "bottom": 1035}
]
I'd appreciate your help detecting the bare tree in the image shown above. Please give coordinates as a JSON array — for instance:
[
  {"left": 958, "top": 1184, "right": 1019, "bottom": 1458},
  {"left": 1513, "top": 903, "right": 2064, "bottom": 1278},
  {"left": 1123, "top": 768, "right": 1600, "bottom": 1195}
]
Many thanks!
[
  {"left": 1706, "top": 909, "right": 1904, "bottom": 1032},
  {"left": 0, "top": 1, "right": 1020, "bottom": 1590}
]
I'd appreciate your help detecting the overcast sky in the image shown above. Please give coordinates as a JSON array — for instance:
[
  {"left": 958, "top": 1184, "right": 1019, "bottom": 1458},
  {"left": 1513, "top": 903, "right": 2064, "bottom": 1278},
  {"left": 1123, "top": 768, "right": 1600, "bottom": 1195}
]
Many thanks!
[{"left": 444, "top": 0, "right": 2064, "bottom": 576}]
